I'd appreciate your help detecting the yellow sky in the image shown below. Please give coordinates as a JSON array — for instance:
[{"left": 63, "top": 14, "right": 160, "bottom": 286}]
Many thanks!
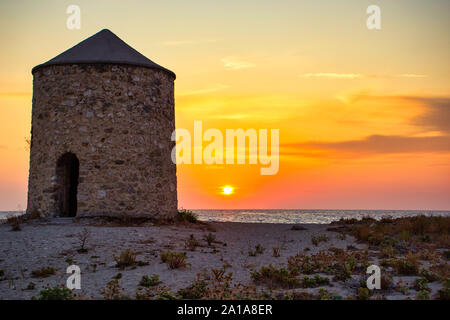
[{"left": 0, "top": 0, "right": 449, "bottom": 210}]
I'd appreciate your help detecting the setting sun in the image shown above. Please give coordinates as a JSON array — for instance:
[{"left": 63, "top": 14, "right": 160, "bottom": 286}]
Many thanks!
[{"left": 222, "top": 186, "right": 234, "bottom": 195}]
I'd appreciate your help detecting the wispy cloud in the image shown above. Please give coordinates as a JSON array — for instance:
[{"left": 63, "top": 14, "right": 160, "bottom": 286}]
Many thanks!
[
  {"left": 408, "top": 97, "right": 450, "bottom": 134},
  {"left": 301, "top": 73, "right": 363, "bottom": 79},
  {"left": 284, "top": 134, "right": 450, "bottom": 157},
  {"left": 177, "top": 84, "right": 230, "bottom": 96},
  {"left": 342, "top": 94, "right": 450, "bottom": 134},
  {"left": 221, "top": 56, "right": 255, "bottom": 70},
  {"left": 162, "top": 39, "right": 217, "bottom": 46},
  {"left": 300, "top": 73, "right": 426, "bottom": 79}
]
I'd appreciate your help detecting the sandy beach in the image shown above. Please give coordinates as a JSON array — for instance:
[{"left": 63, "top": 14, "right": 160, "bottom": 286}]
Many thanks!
[{"left": 0, "top": 216, "right": 448, "bottom": 300}]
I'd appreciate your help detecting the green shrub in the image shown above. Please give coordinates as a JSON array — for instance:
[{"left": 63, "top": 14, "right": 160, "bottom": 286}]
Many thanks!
[
  {"left": 114, "top": 249, "right": 137, "bottom": 269},
  {"left": 414, "top": 278, "right": 429, "bottom": 292},
  {"left": 357, "top": 287, "right": 370, "bottom": 300},
  {"left": 250, "top": 264, "right": 299, "bottom": 288},
  {"left": 102, "top": 279, "right": 130, "bottom": 300},
  {"left": 301, "top": 275, "right": 330, "bottom": 288},
  {"left": 157, "top": 290, "right": 179, "bottom": 300},
  {"left": 139, "top": 275, "right": 162, "bottom": 288},
  {"left": 395, "top": 258, "right": 419, "bottom": 275},
  {"left": 38, "top": 286, "right": 73, "bottom": 300},
  {"left": 420, "top": 269, "right": 440, "bottom": 282},
  {"left": 177, "top": 209, "right": 198, "bottom": 223},
  {"left": 416, "top": 290, "right": 430, "bottom": 300},
  {"left": 161, "top": 250, "right": 188, "bottom": 269},
  {"left": 177, "top": 280, "right": 208, "bottom": 299},
  {"left": 317, "top": 288, "right": 331, "bottom": 300}
]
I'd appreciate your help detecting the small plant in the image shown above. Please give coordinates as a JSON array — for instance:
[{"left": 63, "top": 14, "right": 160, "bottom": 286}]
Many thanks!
[
  {"left": 333, "top": 265, "right": 352, "bottom": 282},
  {"left": 311, "top": 234, "right": 329, "bottom": 246},
  {"left": 177, "top": 209, "right": 198, "bottom": 223},
  {"left": 395, "top": 280, "right": 410, "bottom": 295},
  {"left": 177, "top": 280, "right": 208, "bottom": 299},
  {"left": 272, "top": 247, "right": 281, "bottom": 257},
  {"left": 395, "top": 256, "right": 419, "bottom": 275},
  {"left": 76, "top": 228, "right": 90, "bottom": 253},
  {"left": 38, "top": 285, "right": 73, "bottom": 300},
  {"left": 357, "top": 287, "right": 370, "bottom": 300},
  {"left": 211, "top": 267, "right": 227, "bottom": 282},
  {"left": 31, "top": 266, "right": 56, "bottom": 278},
  {"left": 420, "top": 268, "right": 440, "bottom": 282},
  {"left": 437, "top": 278, "right": 450, "bottom": 300},
  {"left": 185, "top": 234, "right": 200, "bottom": 251},
  {"left": 416, "top": 290, "right": 430, "bottom": 300},
  {"left": 139, "top": 274, "right": 162, "bottom": 288},
  {"left": 114, "top": 249, "right": 137, "bottom": 270},
  {"left": 102, "top": 279, "right": 129, "bottom": 300},
  {"left": 157, "top": 290, "right": 179, "bottom": 300},
  {"left": 414, "top": 278, "right": 430, "bottom": 292},
  {"left": 160, "top": 250, "right": 189, "bottom": 269},
  {"left": 301, "top": 275, "right": 330, "bottom": 288},
  {"left": 25, "top": 282, "right": 35, "bottom": 290},
  {"left": 250, "top": 264, "right": 299, "bottom": 288},
  {"left": 317, "top": 288, "right": 331, "bottom": 300},
  {"left": 248, "top": 244, "right": 265, "bottom": 256},
  {"left": 380, "top": 274, "right": 393, "bottom": 290},
  {"left": 203, "top": 233, "right": 216, "bottom": 246},
  {"left": 112, "top": 273, "right": 122, "bottom": 280}
]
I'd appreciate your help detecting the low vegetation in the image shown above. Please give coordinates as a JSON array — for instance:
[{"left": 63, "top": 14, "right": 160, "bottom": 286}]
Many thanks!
[
  {"left": 102, "top": 279, "right": 130, "bottom": 300},
  {"left": 160, "top": 250, "right": 189, "bottom": 269},
  {"left": 177, "top": 209, "right": 198, "bottom": 223},
  {"left": 37, "top": 285, "right": 74, "bottom": 300},
  {"left": 139, "top": 274, "right": 162, "bottom": 288},
  {"left": 301, "top": 275, "right": 330, "bottom": 288},
  {"left": 184, "top": 234, "right": 200, "bottom": 251},
  {"left": 31, "top": 267, "right": 56, "bottom": 278},
  {"left": 248, "top": 244, "right": 266, "bottom": 256},
  {"left": 114, "top": 249, "right": 137, "bottom": 270},
  {"left": 335, "top": 215, "right": 450, "bottom": 249},
  {"left": 203, "top": 233, "right": 217, "bottom": 246},
  {"left": 311, "top": 234, "right": 329, "bottom": 246},
  {"left": 250, "top": 264, "right": 299, "bottom": 288}
]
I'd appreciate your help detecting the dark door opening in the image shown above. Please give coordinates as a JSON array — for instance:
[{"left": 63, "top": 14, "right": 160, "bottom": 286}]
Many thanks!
[{"left": 56, "top": 153, "right": 79, "bottom": 217}]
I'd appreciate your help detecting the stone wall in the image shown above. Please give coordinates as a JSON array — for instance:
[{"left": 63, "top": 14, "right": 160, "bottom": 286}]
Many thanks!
[{"left": 26, "top": 64, "right": 177, "bottom": 219}]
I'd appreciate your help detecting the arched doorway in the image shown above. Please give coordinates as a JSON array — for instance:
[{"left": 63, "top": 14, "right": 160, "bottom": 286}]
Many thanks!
[{"left": 56, "top": 153, "right": 79, "bottom": 217}]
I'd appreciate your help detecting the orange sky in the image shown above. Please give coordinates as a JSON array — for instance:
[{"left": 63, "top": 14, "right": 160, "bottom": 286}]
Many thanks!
[{"left": 0, "top": 1, "right": 449, "bottom": 210}]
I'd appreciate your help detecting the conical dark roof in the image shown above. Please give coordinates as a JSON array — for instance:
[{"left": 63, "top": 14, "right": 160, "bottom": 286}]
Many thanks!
[{"left": 32, "top": 29, "right": 175, "bottom": 78}]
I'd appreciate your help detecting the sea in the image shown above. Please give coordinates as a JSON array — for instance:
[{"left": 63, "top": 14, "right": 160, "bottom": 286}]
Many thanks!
[{"left": 1, "top": 209, "right": 449, "bottom": 224}]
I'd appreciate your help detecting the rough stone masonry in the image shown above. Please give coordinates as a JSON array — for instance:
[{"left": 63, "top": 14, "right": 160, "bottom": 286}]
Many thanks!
[{"left": 26, "top": 30, "right": 177, "bottom": 219}]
